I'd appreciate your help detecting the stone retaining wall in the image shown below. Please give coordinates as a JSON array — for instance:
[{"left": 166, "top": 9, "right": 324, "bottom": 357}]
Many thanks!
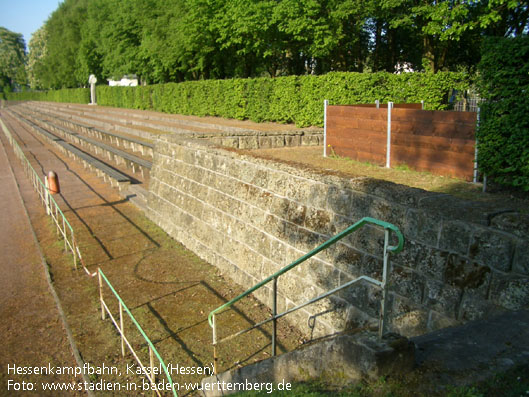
[{"left": 146, "top": 134, "right": 529, "bottom": 338}]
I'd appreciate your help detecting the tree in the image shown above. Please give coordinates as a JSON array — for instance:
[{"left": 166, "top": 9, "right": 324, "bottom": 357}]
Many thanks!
[
  {"left": 0, "top": 27, "right": 27, "bottom": 93},
  {"left": 27, "top": 27, "right": 47, "bottom": 89},
  {"left": 39, "top": 0, "right": 88, "bottom": 88}
]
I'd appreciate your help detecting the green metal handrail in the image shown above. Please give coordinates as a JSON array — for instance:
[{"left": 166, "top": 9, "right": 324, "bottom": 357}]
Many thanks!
[
  {"left": 98, "top": 269, "right": 177, "bottom": 397},
  {"left": 208, "top": 216, "right": 404, "bottom": 373}
]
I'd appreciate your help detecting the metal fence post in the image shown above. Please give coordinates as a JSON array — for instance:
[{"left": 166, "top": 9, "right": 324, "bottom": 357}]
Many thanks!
[
  {"left": 119, "top": 301, "right": 125, "bottom": 357},
  {"left": 272, "top": 277, "right": 277, "bottom": 357},
  {"left": 386, "top": 102, "right": 393, "bottom": 168},
  {"left": 379, "top": 228, "right": 391, "bottom": 340},
  {"left": 62, "top": 217, "right": 67, "bottom": 252},
  {"left": 212, "top": 314, "right": 218, "bottom": 375},
  {"left": 45, "top": 176, "right": 51, "bottom": 215},
  {"left": 323, "top": 100, "right": 328, "bottom": 157},
  {"left": 98, "top": 270, "right": 106, "bottom": 320},
  {"left": 149, "top": 346, "right": 155, "bottom": 385},
  {"left": 473, "top": 107, "right": 480, "bottom": 184}
]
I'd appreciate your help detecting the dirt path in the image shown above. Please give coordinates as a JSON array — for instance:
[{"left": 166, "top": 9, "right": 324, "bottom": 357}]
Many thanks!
[
  {"left": 0, "top": 111, "right": 302, "bottom": 396},
  {"left": 0, "top": 131, "right": 84, "bottom": 396}
]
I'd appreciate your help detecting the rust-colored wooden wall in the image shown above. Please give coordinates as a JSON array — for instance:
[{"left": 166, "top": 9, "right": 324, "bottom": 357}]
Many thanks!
[{"left": 326, "top": 105, "right": 477, "bottom": 180}]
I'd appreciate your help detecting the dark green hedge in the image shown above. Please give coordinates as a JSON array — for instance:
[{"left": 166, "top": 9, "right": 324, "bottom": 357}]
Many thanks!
[
  {"left": 7, "top": 72, "right": 470, "bottom": 127},
  {"left": 477, "top": 36, "right": 529, "bottom": 191}
]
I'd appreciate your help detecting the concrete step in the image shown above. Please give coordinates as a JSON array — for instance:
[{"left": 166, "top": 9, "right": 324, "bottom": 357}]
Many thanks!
[
  {"left": 125, "top": 184, "right": 149, "bottom": 212},
  {"left": 201, "top": 332, "right": 414, "bottom": 396}
]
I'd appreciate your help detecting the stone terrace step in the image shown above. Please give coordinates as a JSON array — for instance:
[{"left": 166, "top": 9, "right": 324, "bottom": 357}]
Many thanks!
[
  {"left": 30, "top": 101, "right": 317, "bottom": 134},
  {"left": 20, "top": 104, "right": 155, "bottom": 158},
  {"left": 24, "top": 103, "right": 165, "bottom": 142},
  {"left": 30, "top": 102, "right": 217, "bottom": 139}
]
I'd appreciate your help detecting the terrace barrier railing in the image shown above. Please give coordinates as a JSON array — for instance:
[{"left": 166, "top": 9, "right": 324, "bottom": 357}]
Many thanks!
[
  {"left": 0, "top": 118, "right": 92, "bottom": 275},
  {"left": 98, "top": 269, "right": 177, "bottom": 397},
  {"left": 208, "top": 217, "right": 404, "bottom": 374}
]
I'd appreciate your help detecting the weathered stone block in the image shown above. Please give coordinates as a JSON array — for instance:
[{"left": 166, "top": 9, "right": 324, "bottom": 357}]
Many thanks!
[
  {"left": 250, "top": 168, "right": 270, "bottom": 190},
  {"left": 469, "top": 229, "right": 515, "bottom": 271},
  {"left": 301, "top": 135, "right": 320, "bottom": 146},
  {"left": 444, "top": 254, "right": 491, "bottom": 291},
  {"left": 426, "top": 310, "right": 460, "bottom": 332},
  {"left": 439, "top": 220, "right": 472, "bottom": 255},
  {"left": 512, "top": 239, "right": 529, "bottom": 275},
  {"left": 326, "top": 242, "right": 363, "bottom": 276},
  {"left": 489, "top": 212, "right": 529, "bottom": 238},
  {"left": 338, "top": 278, "right": 381, "bottom": 318},
  {"left": 326, "top": 186, "right": 355, "bottom": 216},
  {"left": 489, "top": 274, "right": 529, "bottom": 310},
  {"left": 285, "top": 135, "right": 301, "bottom": 147},
  {"left": 415, "top": 245, "right": 450, "bottom": 280},
  {"left": 220, "top": 137, "right": 239, "bottom": 148},
  {"left": 388, "top": 294, "right": 428, "bottom": 337},
  {"left": 295, "top": 227, "right": 323, "bottom": 253},
  {"left": 269, "top": 238, "right": 287, "bottom": 266},
  {"left": 402, "top": 209, "right": 440, "bottom": 247},
  {"left": 423, "top": 279, "right": 462, "bottom": 318},
  {"left": 303, "top": 258, "right": 340, "bottom": 291},
  {"left": 457, "top": 289, "right": 501, "bottom": 321},
  {"left": 304, "top": 206, "right": 333, "bottom": 234},
  {"left": 347, "top": 224, "right": 386, "bottom": 257},
  {"left": 286, "top": 202, "right": 307, "bottom": 226},
  {"left": 390, "top": 266, "right": 425, "bottom": 306},
  {"left": 238, "top": 136, "right": 259, "bottom": 149}
]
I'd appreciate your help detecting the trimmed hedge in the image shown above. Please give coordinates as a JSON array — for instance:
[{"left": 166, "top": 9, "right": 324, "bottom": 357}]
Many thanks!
[
  {"left": 6, "top": 88, "right": 90, "bottom": 104},
  {"left": 7, "top": 71, "right": 471, "bottom": 127},
  {"left": 477, "top": 37, "right": 529, "bottom": 191}
]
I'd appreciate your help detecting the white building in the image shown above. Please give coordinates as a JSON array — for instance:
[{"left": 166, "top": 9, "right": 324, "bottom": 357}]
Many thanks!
[{"left": 108, "top": 75, "right": 139, "bottom": 87}]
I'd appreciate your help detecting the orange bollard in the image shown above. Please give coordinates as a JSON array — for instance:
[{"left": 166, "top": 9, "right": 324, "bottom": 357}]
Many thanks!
[{"left": 47, "top": 171, "right": 60, "bottom": 194}]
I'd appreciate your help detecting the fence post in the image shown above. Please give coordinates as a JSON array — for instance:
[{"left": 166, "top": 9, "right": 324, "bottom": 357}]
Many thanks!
[
  {"left": 386, "top": 102, "right": 393, "bottom": 168},
  {"left": 473, "top": 107, "right": 480, "bottom": 184},
  {"left": 149, "top": 346, "right": 155, "bottom": 385},
  {"left": 323, "top": 100, "right": 328, "bottom": 157},
  {"left": 45, "top": 176, "right": 51, "bottom": 216},
  {"left": 212, "top": 314, "right": 218, "bottom": 375},
  {"left": 272, "top": 277, "right": 277, "bottom": 357},
  {"left": 98, "top": 270, "right": 106, "bottom": 320},
  {"left": 375, "top": 99, "right": 380, "bottom": 109},
  {"left": 379, "top": 228, "right": 391, "bottom": 340},
  {"left": 119, "top": 301, "right": 125, "bottom": 357}
]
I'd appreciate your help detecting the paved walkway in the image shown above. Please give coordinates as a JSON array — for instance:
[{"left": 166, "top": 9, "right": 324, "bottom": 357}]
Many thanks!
[{"left": 0, "top": 128, "right": 83, "bottom": 395}]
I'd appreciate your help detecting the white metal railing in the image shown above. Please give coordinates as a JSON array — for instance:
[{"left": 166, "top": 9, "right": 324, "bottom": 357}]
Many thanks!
[{"left": 98, "top": 269, "right": 177, "bottom": 397}]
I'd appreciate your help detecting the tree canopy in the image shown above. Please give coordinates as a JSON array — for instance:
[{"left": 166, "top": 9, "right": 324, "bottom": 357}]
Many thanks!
[
  {"left": 20, "top": 0, "right": 529, "bottom": 89},
  {"left": 0, "top": 27, "right": 27, "bottom": 93}
]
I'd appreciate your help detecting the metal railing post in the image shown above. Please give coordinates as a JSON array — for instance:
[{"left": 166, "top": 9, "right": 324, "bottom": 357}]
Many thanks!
[
  {"left": 62, "top": 217, "right": 67, "bottom": 251},
  {"left": 272, "top": 277, "right": 277, "bottom": 357},
  {"left": 379, "top": 229, "right": 391, "bottom": 340},
  {"left": 98, "top": 270, "right": 106, "bottom": 320},
  {"left": 386, "top": 102, "right": 393, "bottom": 168},
  {"left": 323, "top": 100, "right": 328, "bottom": 157},
  {"left": 212, "top": 314, "right": 218, "bottom": 375},
  {"left": 45, "top": 176, "right": 50, "bottom": 215},
  {"left": 119, "top": 301, "right": 125, "bottom": 357},
  {"left": 149, "top": 346, "right": 155, "bottom": 385}
]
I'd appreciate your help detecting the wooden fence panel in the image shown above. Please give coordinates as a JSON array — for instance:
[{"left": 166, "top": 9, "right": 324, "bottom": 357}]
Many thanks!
[
  {"left": 326, "top": 104, "right": 478, "bottom": 180},
  {"left": 327, "top": 106, "right": 387, "bottom": 165}
]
